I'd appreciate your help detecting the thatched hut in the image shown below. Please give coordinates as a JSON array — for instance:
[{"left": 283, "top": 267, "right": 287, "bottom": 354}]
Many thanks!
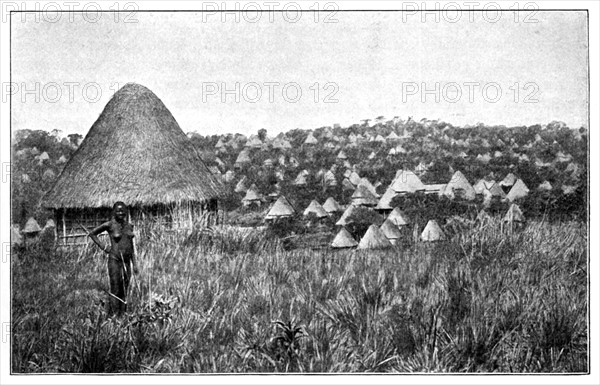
[
  {"left": 303, "top": 200, "right": 329, "bottom": 218},
  {"left": 421, "top": 220, "right": 445, "bottom": 242},
  {"left": 265, "top": 195, "right": 295, "bottom": 221},
  {"left": 331, "top": 227, "right": 358, "bottom": 249},
  {"left": 42, "top": 83, "right": 224, "bottom": 246},
  {"left": 357, "top": 224, "right": 392, "bottom": 250}
]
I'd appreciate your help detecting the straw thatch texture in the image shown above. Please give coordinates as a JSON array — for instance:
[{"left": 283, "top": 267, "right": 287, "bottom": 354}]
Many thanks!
[
  {"left": 23, "top": 217, "right": 42, "bottom": 234},
  {"left": 390, "top": 170, "right": 425, "bottom": 194},
  {"left": 357, "top": 224, "right": 392, "bottom": 249},
  {"left": 43, "top": 83, "right": 224, "bottom": 209},
  {"left": 322, "top": 197, "right": 342, "bottom": 213},
  {"left": 331, "top": 227, "right": 358, "bottom": 249},
  {"left": 441, "top": 171, "right": 476, "bottom": 200},
  {"left": 265, "top": 196, "right": 295, "bottom": 220},
  {"left": 421, "top": 220, "right": 445, "bottom": 242},
  {"left": 380, "top": 219, "right": 402, "bottom": 242},
  {"left": 506, "top": 179, "right": 530, "bottom": 202},
  {"left": 387, "top": 207, "right": 409, "bottom": 226},
  {"left": 351, "top": 185, "right": 378, "bottom": 207},
  {"left": 303, "top": 200, "right": 329, "bottom": 218}
]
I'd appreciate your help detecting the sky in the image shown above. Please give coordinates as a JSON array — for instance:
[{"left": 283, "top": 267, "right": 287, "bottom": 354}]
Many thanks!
[{"left": 10, "top": 10, "right": 589, "bottom": 137}]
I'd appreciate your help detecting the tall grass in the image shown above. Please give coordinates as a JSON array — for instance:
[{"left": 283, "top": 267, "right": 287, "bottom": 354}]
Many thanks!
[{"left": 12, "top": 217, "right": 587, "bottom": 373}]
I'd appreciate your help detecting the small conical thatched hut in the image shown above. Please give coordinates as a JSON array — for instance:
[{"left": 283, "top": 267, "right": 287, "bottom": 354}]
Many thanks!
[
  {"left": 322, "top": 197, "right": 342, "bottom": 214},
  {"left": 486, "top": 182, "right": 507, "bottom": 200},
  {"left": 242, "top": 186, "right": 262, "bottom": 207},
  {"left": 43, "top": 219, "right": 56, "bottom": 230},
  {"left": 500, "top": 173, "right": 517, "bottom": 190},
  {"left": 42, "top": 83, "right": 224, "bottom": 245},
  {"left": 42, "top": 168, "right": 56, "bottom": 182},
  {"left": 375, "top": 187, "right": 398, "bottom": 212},
  {"left": 441, "top": 171, "right": 476, "bottom": 200},
  {"left": 342, "top": 178, "right": 356, "bottom": 191},
  {"left": 234, "top": 176, "right": 248, "bottom": 193},
  {"left": 390, "top": 170, "right": 425, "bottom": 195},
  {"left": 322, "top": 170, "right": 337, "bottom": 187},
  {"left": 348, "top": 171, "right": 361, "bottom": 187},
  {"left": 265, "top": 196, "right": 295, "bottom": 221},
  {"left": 293, "top": 171, "right": 308, "bottom": 186},
  {"left": 23, "top": 217, "right": 42, "bottom": 234},
  {"left": 358, "top": 178, "right": 379, "bottom": 197},
  {"left": 303, "top": 131, "right": 318, "bottom": 145},
  {"left": 503, "top": 204, "right": 525, "bottom": 223},
  {"left": 357, "top": 224, "right": 392, "bottom": 249},
  {"left": 421, "top": 220, "right": 445, "bottom": 242},
  {"left": 234, "top": 149, "right": 251, "bottom": 168},
  {"left": 336, "top": 204, "right": 357, "bottom": 226},
  {"left": 387, "top": 207, "right": 409, "bottom": 227},
  {"left": 537, "top": 180, "right": 553, "bottom": 191},
  {"left": 351, "top": 185, "right": 378, "bottom": 207},
  {"left": 380, "top": 219, "right": 402, "bottom": 245},
  {"left": 331, "top": 227, "right": 358, "bottom": 249},
  {"left": 303, "top": 200, "right": 329, "bottom": 218},
  {"left": 506, "top": 179, "right": 530, "bottom": 202},
  {"left": 386, "top": 131, "right": 400, "bottom": 141}
]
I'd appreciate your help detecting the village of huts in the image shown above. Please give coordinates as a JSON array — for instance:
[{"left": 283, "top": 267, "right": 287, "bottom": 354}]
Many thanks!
[{"left": 11, "top": 83, "right": 586, "bottom": 251}]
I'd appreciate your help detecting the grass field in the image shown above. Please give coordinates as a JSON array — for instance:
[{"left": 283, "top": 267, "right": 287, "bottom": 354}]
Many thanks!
[{"left": 11, "top": 217, "right": 588, "bottom": 373}]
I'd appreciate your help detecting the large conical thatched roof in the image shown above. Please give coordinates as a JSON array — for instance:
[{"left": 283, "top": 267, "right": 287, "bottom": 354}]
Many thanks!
[
  {"left": 421, "top": 220, "right": 445, "bottom": 241},
  {"left": 265, "top": 195, "right": 295, "bottom": 220},
  {"left": 331, "top": 227, "right": 358, "bottom": 248},
  {"left": 357, "top": 224, "right": 392, "bottom": 249},
  {"left": 43, "top": 83, "right": 224, "bottom": 209}
]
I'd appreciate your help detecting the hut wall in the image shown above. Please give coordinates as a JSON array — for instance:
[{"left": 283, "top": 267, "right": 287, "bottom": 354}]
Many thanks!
[{"left": 56, "top": 199, "right": 220, "bottom": 246}]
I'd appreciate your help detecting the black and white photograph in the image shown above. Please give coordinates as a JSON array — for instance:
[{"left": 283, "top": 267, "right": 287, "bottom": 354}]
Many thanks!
[{"left": 1, "top": 0, "right": 598, "bottom": 383}]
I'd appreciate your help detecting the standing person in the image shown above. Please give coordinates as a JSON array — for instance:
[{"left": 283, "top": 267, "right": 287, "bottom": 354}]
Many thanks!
[{"left": 89, "top": 202, "right": 138, "bottom": 316}]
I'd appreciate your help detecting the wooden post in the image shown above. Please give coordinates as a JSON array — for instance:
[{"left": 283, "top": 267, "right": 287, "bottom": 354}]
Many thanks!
[{"left": 62, "top": 209, "right": 67, "bottom": 246}]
